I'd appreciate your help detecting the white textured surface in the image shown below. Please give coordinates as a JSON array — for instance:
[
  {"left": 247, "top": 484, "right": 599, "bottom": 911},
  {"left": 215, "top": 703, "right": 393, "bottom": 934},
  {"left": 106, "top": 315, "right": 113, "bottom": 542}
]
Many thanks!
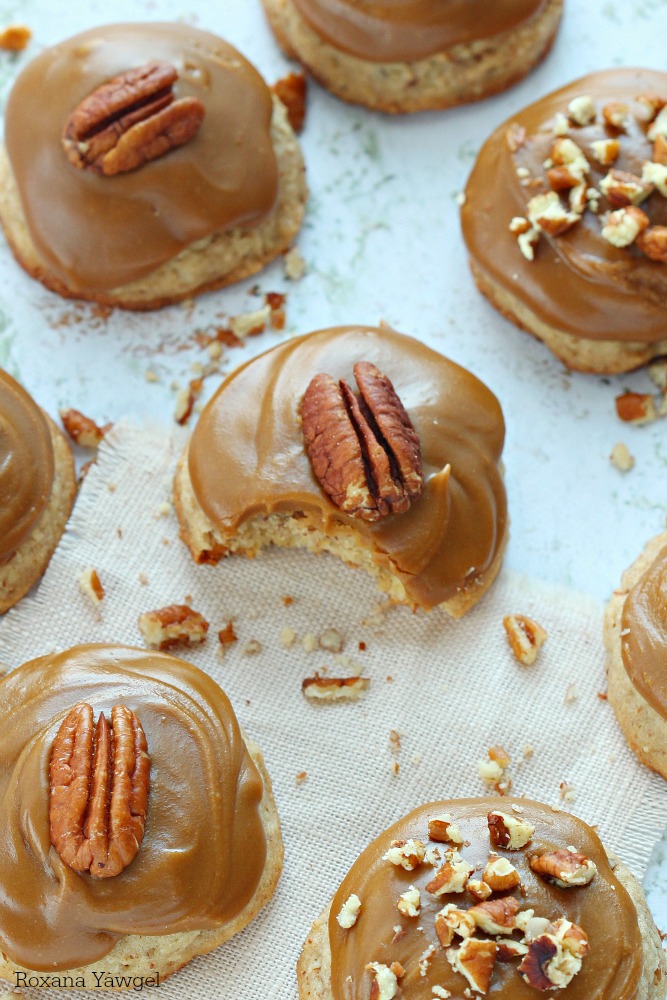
[
  {"left": 0, "top": 0, "right": 664, "bottom": 986},
  {"left": 0, "top": 422, "right": 665, "bottom": 998}
]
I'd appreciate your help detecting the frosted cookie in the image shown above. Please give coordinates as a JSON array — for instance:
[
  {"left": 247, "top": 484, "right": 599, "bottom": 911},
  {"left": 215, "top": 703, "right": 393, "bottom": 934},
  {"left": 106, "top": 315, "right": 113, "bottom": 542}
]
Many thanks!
[
  {"left": 0, "top": 369, "right": 75, "bottom": 613},
  {"left": 261, "top": 0, "right": 562, "bottom": 114},
  {"left": 174, "top": 325, "right": 507, "bottom": 617},
  {"left": 0, "top": 23, "right": 307, "bottom": 310},
  {"left": 461, "top": 69, "right": 667, "bottom": 374},
  {"left": 0, "top": 644, "right": 283, "bottom": 988},
  {"left": 604, "top": 532, "right": 667, "bottom": 780},
  {"left": 299, "top": 797, "right": 666, "bottom": 999}
]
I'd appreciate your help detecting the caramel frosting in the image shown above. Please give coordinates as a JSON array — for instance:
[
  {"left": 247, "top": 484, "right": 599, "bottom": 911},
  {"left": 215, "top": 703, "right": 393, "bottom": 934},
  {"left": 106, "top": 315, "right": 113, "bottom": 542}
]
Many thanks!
[
  {"left": 0, "top": 645, "right": 267, "bottom": 971},
  {"left": 461, "top": 69, "right": 667, "bottom": 343},
  {"left": 187, "top": 326, "right": 507, "bottom": 611},
  {"left": 291, "top": 0, "right": 548, "bottom": 62},
  {"left": 4, "top": 23, "right": 278, "bottom": 293},
  {"left": 0, "top": 369, "right": 54, "bottom": 563},
  {"left": 621, "top": 543, "right": 667, "bottom": 720},
  {"left": 328, "top": 797, "right": 642, "bottom": 999}
]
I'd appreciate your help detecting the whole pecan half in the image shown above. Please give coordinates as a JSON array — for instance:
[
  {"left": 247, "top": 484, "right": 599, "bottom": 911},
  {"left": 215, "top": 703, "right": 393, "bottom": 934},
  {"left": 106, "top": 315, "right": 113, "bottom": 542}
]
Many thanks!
[
  {"left": 62, "top": 62, "right": 205, "bottom": 176},
  {"left": 301, "top": 361, "right": 424, "bottom": 521},
  {"left": 49, "top": 702, "right": 150, "bottom": 878}
]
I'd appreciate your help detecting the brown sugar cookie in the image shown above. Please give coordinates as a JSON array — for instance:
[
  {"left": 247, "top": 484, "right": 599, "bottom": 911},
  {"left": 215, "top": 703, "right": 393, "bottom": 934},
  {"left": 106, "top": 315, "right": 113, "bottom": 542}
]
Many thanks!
[
  {"left": 0, "top": 23, "right": 307, "bottom": 310},
  {"left": 261, "top": 0, "right": 562, "bottom": 114},
  {"left": 298, "top": 797, "right": 666, "bottom": 999},
  {"left": 604, "top": 531, "right": 667, "bottom": 780},
  {"left": 0, "top": 369, "right": 75, "bottom": 613},
  {"left": 174, "top": 324, "right": 508, "bottom": 618},
  {"left": 461, "top": 69, "right": 667, "bottom": 374},
  {"left": 0, "top": 644, "right": 283, "bottom": 988}
]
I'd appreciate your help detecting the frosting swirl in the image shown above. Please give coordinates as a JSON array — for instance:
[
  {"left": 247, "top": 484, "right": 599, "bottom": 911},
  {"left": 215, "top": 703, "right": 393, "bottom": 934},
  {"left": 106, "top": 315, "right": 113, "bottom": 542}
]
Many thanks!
[
  {"left": 621, "top": 543, "right": 667, "bottom": 720},
  {"left": 187, "top": 326, "right": 507, "bottom": 611},
  {"left": 0, "top": 370, "right": 54, "bottom": 563},
  {"left": 291, "top": 0, "right": 549, "bottom": 62},
  {"left": 4, "top": 23, "right": 278, "bottom": 293},
  {"left": 0, "top": 645, "right": 267, "bottom": 971},
  {"left": 328, "top": 797, "right": 642, "bottom": 999}
]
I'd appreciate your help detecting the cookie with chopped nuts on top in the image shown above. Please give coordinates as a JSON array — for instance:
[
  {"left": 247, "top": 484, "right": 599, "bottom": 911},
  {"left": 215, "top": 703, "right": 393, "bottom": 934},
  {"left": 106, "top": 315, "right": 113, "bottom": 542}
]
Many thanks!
[
  {"left": 461, "top": 69, "right": 667, "bottom": 374},
  {"left": 0, "top": 22, "right": 307, "bottom": 310},
  {"left": 298, "top": 797, "right": 666, "bottom": 999},
  {"left": 261, "top": 0, "right": 562, "bottom": 114},
  {"left": 604, "top": 531, "right": 667, "bottom": 780},
  {"left": 174, "top": 324, "right": 508, "bottom": 618}
]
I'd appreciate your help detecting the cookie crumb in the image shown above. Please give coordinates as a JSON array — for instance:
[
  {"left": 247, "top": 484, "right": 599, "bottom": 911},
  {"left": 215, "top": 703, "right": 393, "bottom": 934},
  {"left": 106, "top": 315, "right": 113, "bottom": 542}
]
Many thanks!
[{"left": 609, "top": 441, "right": 634, "bottom": 472}]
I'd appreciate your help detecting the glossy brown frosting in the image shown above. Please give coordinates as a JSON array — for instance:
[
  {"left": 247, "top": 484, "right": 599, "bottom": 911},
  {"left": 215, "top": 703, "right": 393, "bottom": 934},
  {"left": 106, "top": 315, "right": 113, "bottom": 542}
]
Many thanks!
[
  {"left": 188, "top": 326, "right": 507, "bottom": 610},
  {"left": 622, "top": 544, "right": 667, "bottom": 720},
  {"left": 461, "top": 69, "right": 667, "bottom": 343},
  {"left": 291, "top": 0, "right": 548, "bottom": 62},
  {"left": 0, "top": 644, "right": 267, "bottom": 971},
  {"left": 329, "top": 797, "right": 642, "bottom": 999},
  {"left": 4, "top": 23, "right": 278, "bottom": 293},
  {"left": 0, "top": 369, "right": 54, "bottom": 563}
]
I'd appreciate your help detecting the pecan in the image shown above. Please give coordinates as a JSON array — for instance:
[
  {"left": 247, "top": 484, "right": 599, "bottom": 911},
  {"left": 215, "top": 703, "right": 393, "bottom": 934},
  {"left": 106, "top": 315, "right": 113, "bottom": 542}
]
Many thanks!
[
  {"left": 529, "top": 849, "right": 597, "bottom": 887},
  {"left": 272, "top": 71, "right": 307, "bottom": 133},
  {"left": 301, "top": 362, "right": 424, "bottom": 521},
  {"left": 447, "top": 938, "right": 497, "bottom": 995},
  {"left": 0, "top": 25, "right": 31, "bottom": 51},
  {"left": 487, "top": 810, "right": 535, "bottom": 850},
  {"left": 60, "top": 408, "right": 112, "bottom": 448},
  {"left": 62, "top": 62, "right": 205, "bottom": 176},
  {"left": 138, "top": 603, "right": 209, "bottom": 649},
  {"left": 49, "top": 703, "right": 150, "bottom": 878},
  {"left": 468, "top": 897, "right": 520, "bottom": 935},
  {"left": 518, "top": 935, "right": 559, "bottom": 991},
  {"left": 637, "top": 225, "right": 667, "bottom": 262},
  {"left": 301, "top": 674, "right": 370, "bottom": 701},
  {"left": 482, "top": 855, "right": 521, "bottom": 892},
  {"left": 503, "top": 614, "right": 547, "bottom": 666}
]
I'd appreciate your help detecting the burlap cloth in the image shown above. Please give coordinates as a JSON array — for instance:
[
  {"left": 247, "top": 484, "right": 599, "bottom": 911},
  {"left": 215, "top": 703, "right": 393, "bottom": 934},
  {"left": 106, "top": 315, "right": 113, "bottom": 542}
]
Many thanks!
[{"left": 0, "top": 423, "right": 665, "bottom": 997}]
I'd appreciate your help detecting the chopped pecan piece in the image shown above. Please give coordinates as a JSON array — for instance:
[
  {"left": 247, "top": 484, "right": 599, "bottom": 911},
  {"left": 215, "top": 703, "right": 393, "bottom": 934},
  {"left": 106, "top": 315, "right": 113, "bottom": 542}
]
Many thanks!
[
  {"left": 272, "top": 72, "right": 307, "bottom": 133},
  {"left": 637, "top": 225, "right": 667, "bottom": 262},
  {"left": 530, "top": 848, "right": 597, "bottom": 887},
  {"left": 366, "top": 962, "right": 399, "bottom": 1000},
  {"left": 446, "top": 938, "right": 496, "bottom": 995},
  {"left": 519, "top": 921, "right": 588, "bottom": 991},
  {"left": 428, "top": 813, "right": 464, "bottom": 845},
  {"left": 488, "top": 810, "right": 535, "bottom": 850},
  {"left": 337, "top": 893, "right": 361, "bottom": 928},
  {"left": 599, "top": 169, "right": 653, "bottom": 207},
  {"left": 60, "top": 408, "right": 111, "bottom": 448},
  {"left": 602, "top": 101, "right": 629, "bottom": 131},
  {"left": 138, "top": 603, "right": 209, "bottom": 649},
  {"left": 49, "top": 703, "right": 150, "bottom": 878},
  {"left": 301, "top": 362, "right": 423, "bottom": 521},
  {"left": 302, "top": 674, "right": 370, "bottom": 701},
  {"left": 425, "top": 851, "right": 474, "bottom": 896},
  {"left": 383, "top": 838, "right": 426, "bottom": 870},
  {"left": 435, "top": 904, "right": 476, "bottom": 947},
  {"left": 62, "top": 62, "right": 205, "bottom": 176},
  {"left": 468, "top": 897, "right": 520, "bottom": 935},
  {"left": 615, "top": 391, "right": 658, "bottom": 424},
  {"left": 482, "top": 855, "right": 521, "bottom": 892},
  {"left": 601, "top": 207, "right": 650, "bottom": 248},
  {"left": 503, "top": 614, "right": 547, "bottom": 666},
  {"left": 0, "top": 25, "right": 31, "bottom": 50}
]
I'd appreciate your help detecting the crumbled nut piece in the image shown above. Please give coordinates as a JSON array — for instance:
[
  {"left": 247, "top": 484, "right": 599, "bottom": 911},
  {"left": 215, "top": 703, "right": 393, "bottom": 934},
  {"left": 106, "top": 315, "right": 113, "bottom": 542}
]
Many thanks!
[
  {"left": 78, "top": 567, "right": 104, "bottom": 605},
  {"left": 389, "top": 729, "right": 401, "bottom": 754},
  {"left": 519, "top": 920, "right": 588, "bottom": 991},
  {"left": 636, "top": 93, "right": 666, "bottom": 122},
  {"left": 482, "top": 856, "right": 521, "bottom": 892},
  {"left": 432, "top": 988, "right": 452, "bottom": 999},
  {"left": 138, "top": 604, "right": 209, "bottom": 649},
  {"left": 284, "top": 246, "right": 306, "bottom": 280},
  {"left": 530, "top": 849, "right": 597, "bottom": 888},
  {"left": 425, "top": 845, "right": 443, "bottom": 867},
  {"left": 366, "top": 962, "right": 399, "bottom": 1000},
  {"left": 648, "top": 105, "right": 667, "bottom": 141},
  {"left": 637, "top": 225, "right": 667, "bottom": 262},
  {"left": 527, "top": 191, "right": 580, "bottom": 236},
  {"left": 272, "top": 71, "right": 307, "bottom": 133},
  {"left": 280, "top": 627, "right": 297, "bottom": 647},
  {"left": 496, "top": 939, "right": 529, "bottom": 961},
  {"left": 553, "top": 112, "right": 569, "bottom": 136},
  {"left": 390, "top": 961, "right": 406, "bottom": 980},
  {"left": 599, "top": 169, "right": 653, "bottom": 207},
  {"left": 218, "top": 622, "right": 237, "bottom": 646},
  {"left": 230, "top": 305, "right": 271, "bottom": 339},
  {"left": 559, "top": 781, "right": 576, "bottom": 803},
  {"left": 319, "top": 628, "right": 344, "bottom": 653},
  {"left": 397, "top": 885, "right": 421, "bottom": 918},
  {"left": 589, "top": 138, "right": 620, "bottom": 166},
  {"left": 568, "top": 182, "right": 587, "bottom": 214},
  {"left": 302, "top": 632, "right": 317, "bottom": 652},
  {"left": 302, "top": 674, "right": 370, "bottom": 701},
  {"left": 653, "top": 134, "right": 667, "bottom": 165},
  {"left": 265, "top": 290, "right": 286, "bottom": 330},
  {"left": 295, "top": 770, "right": 307, "bottom": 784},
  {"left": 419, "top": 945, "right": 436, "bottom": 977},
  {"left": 509, "top": 216, "right": 531, "bottom": 234},
  {"left": 564, "top": 682, "right": 578, "bottom": 704},
  {"left": 488, "top": 745, "right": 511, "bottom": 769},
  {"left": 488, "top": 810, "right": 535, "bottom": 850},
  {"left": 503, "top": 614, "right": 547, "bottom": 666},
  {"left": 144, "top": 369, "right": 160, "bottom": 383},
  {"left": 425, "top": 851, "right": 474, "bottom": 896},
  {"left": 467, "top": 879, "right": 492, "bottom": 902},
  {"left": 469, "top": 897, "right": 520, "bottom": 935},
  {"left": 550, "top": 137, "right": 589, "bottom": 177},
  {"left": 642, "top": 161, "right": 667, "bottom": 196},
  {"left": 602, "top": 101, "right": 629, "bottom": 131},
  {"left": 551, "top": 917, "right": 589, "bottom": 957},
  {"left": 337, "top": 893, "right": 361, "bottom": 928},
  {"left": 567, "top": 95, "right": 596, "bottom": 126},
  {"left": 0, "top": 25, "right": 31, "bottom": 50},
  {"left": 174, "top": 379, "right": 203, "bottom": 425},
  {"left": 241, "top": 638, "right": 262, "bottom": 655},
  {"left": 516, "top": 222, "right": 541, "bottom": 260},
  {"left": 383, "top": 839, "right": 426, "bottom": 871},
  {"left": 446, "top": 938, "right": 497, "bottom": 995},
  {"left": 428, "top": 814, "right": 464, "bottom": 845},
  {"left": 506, "top": 123, "right": 526, "bottom": 152},
  {"left": 60, "top": 408, "right": 111, "bottom": 448},
  {"left": 601, "top": 206, "right": 650, "bottom": 247},
  {"left": 435, "top": 904, "right": 476, "bottom": 947},
  {"left": 516, "top": 166, "right": 531, "bottom": 180},
  {"left": 615, "top": 391, "right": 658, "bottom": 424}
]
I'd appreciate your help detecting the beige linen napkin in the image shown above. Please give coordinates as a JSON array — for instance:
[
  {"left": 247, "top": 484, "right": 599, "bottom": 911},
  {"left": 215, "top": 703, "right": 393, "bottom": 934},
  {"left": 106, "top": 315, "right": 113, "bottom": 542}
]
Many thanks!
[{"left": 1, "top": 422, "right": 665, "bottom": 998}]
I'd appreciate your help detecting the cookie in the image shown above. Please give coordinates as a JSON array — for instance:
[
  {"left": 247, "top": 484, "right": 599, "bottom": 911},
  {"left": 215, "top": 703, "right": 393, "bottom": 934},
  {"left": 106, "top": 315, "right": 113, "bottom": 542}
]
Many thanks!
[
  {"left": 0, "top": 23, "right": 307, "bottom": 310},
  {"left": 174, "top": 324, "right": 507, "bottom": 618},
  {"left": 261, "top": 0, "right": 562, "bottom": 113},
  {"left": 461, "top": 69, "right": 667, "bottom": 374},
  {"left": 0, "top": 644, "right": 283, "bottom": 988},
  {"left": 0, "top": 369, "right": 75, "bottom": 613},
  {"left": 604, "top": 531, "right": 667, "bottom": 780},
  {"left": 298, "top": 797, "right": 666, "bottom": 999}
]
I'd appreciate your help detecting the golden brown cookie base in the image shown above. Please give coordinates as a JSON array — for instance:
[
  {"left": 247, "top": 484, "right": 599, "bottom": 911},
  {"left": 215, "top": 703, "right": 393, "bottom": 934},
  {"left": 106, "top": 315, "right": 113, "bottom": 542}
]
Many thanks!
[
  {"left": 261, "top": 0, "right": 562, "bottom": 113},
  {"left": 604, "top": 532, "right": 667, "bottom": 780},
  {"left": 297, "top": 853, "right": 667, "bottom": 1000},
  {"left": 0, "top": 414, "right": 75, "bottom": 614},
  {"left": 0, "top": 98, "right": 307, "bottom": 311},
  {"left": 0, "top": 737, "right": 282, "bottom": 989},
  {"left": 173, "top": 448, "right": 507, "bottom": 618},
  {"left": 469, "top": 258, "right": 667, "bottom": 374}
]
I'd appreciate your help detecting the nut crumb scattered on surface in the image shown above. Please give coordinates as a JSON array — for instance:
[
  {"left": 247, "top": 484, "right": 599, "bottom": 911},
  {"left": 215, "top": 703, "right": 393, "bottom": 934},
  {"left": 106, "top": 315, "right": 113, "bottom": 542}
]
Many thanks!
[
  {"left": 479, "top": 746, "right": 512, "bottom": 795},
  {"left": 144, "top": 369, "right": 160, "bottom": 383},
  {"left": 60, "top": 408, "right": 111, "bottom": 448},
  {"left": 319, "top": 627, "right": 344, "bottom": 653},
  {"left": 78, "top": 567, "right": 104, "bottom": 606},
  {"left": 138, "top": 573, "right": 148, "bottom": 586},
  {"left": 138, "top": 604, "right": 209, "bottom": 650},
  {"left": 503, "top": 614, "right": 547, "bottom": 666},
  {"left": 564, "top": 682, "right": 579, "bottom": 704},
  {"left": 284, "top": 246, "right": 306, "bottom": 280},
  {"left": 295, "top": 771, "right": 308, "bottom": 784},
  {"left": 230, "top": 305, "right": 271, "bottom": 340},
  {"left": 154, "top": 501, "right": 172, "bottom": 518},
  {"left": 302, "top": 674, "right": 370, "bottom": 701},
  {"left": 559, "top": 781, "right": 576, "bottom": 804},
  {"left": 218, "top": 622, "right": 238, "bottom": 646},
  {"left": 280, "top": 627, "right": 297, "bottom": 648},
  {"left": 302, "top": 632, "right": 317, "bottom": 653},
  {"left": 242, "top": 638, "right": 262, "bottom": 655},
  {"left": 609, "top": 442, "right": 635, "bottom": 472},
  {"left": 271, "top": 71, "right": 307, "bottom": 133},
  {"left": 0, "top": 25, "right": 31, "bottom": 50},
  {"left": 281, "top": 595, "right": 294, "bottom": 606}
]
